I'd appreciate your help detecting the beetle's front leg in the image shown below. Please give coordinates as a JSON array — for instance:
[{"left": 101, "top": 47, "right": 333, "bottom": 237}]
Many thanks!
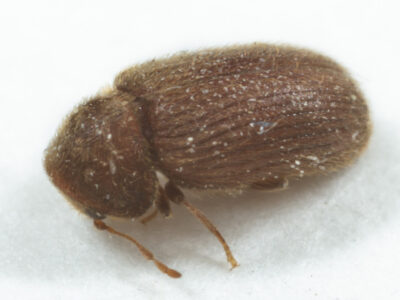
[
  {"left": 164, "top": 181, "right": 184, "bottom": 204},
  {"left": 140, "top": 186, "right": 172, "bottom": 224},
  {"left": 156, "top": 187, "right": 172, "bottom": 217}
]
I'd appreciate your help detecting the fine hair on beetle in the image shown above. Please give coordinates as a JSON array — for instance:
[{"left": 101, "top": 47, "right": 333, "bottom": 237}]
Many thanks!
[{"left": 44, "top": 43, "right": 371, "bottom": 278}]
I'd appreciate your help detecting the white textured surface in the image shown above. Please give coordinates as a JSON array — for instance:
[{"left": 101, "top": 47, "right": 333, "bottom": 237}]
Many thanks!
[{"left": 1, "top": 0, "right": 399, "bottom": 299}]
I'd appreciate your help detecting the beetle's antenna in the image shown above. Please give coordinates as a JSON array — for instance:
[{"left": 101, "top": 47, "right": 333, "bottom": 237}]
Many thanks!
[
  {"left": 181, "top": 200, "right": 239, "bottom": 269},
  {"left": 93, "top": 220, "right": 181, "bottom": 278}
]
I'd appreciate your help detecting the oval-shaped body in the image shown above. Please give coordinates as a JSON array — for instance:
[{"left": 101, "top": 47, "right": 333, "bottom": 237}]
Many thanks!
[
  {"left": 115, "top": 44, "right": 370, "bottom": 190},
  {"left": 44, "top": 44, "right": 371, "bottom": 277},
  {"left": 45, "top": 43, "right": 371, "bottom": 219}
]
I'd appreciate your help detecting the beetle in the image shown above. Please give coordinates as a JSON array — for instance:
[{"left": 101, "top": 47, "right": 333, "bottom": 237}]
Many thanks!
[{"left": 44, "top": 43, "right": 371, "bottom": 278}]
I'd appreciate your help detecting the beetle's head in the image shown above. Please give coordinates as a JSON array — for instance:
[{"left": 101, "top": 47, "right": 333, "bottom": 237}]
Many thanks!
[{"left": 44, "top": 92, "right": 157, "bottom": 219}]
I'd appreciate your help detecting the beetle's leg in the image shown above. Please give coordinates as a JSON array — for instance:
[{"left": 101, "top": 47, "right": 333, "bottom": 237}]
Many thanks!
[
  {"left": 140, "top": 187, "right": 171, "bottom": 224},
  {"left": 250, "top": 177, "right": 288, "bottom": 191},
  {"left": 93, "top": 219, "right": 181, "bottom": 278},
  {"left": 165, "top": 181, "right": 239, "bottom": 269},
  {"left": 164, "top": 181, "right": 184, "bottom": 203},
  {"left": 140, "top": 208, "right": 158, "bottom": 225},
  {"left": 156, "top": 187, "right": 171, "bottom": 217}
]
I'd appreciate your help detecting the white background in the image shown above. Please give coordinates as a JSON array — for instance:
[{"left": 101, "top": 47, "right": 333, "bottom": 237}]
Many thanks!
[{"left": 1, "top": 0, "right": 399, "bottom": 299}]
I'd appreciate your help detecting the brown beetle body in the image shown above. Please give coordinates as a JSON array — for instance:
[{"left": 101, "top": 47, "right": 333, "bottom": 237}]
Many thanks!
[{"left": 44, "top": 44, "right": 371, "bottom": 277}]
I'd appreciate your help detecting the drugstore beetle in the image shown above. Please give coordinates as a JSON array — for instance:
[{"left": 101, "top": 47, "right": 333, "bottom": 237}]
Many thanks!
[{"left": 44, "top": 43, "right": 371, "bottom": 278}]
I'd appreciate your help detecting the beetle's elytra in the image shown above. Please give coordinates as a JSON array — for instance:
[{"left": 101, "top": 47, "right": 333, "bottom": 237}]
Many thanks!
[{"left": 44, "top": 43, "right": 371, "bottom": 278}]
